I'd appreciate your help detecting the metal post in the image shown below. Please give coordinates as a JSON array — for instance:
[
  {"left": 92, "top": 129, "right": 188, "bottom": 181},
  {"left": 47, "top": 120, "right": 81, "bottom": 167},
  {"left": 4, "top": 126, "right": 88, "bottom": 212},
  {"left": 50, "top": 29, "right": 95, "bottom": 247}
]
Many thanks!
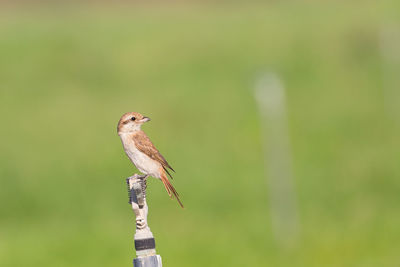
[{"left": 126, "top": 174, "right": 162, "bottom": 267}]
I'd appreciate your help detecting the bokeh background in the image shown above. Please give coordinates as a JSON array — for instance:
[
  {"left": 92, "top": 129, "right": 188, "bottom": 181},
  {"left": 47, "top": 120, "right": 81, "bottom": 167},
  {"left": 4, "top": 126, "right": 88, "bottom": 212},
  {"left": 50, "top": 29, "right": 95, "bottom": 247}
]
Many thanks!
[{"left": 1, "top": 1, "right": 400, "bottom": 266}]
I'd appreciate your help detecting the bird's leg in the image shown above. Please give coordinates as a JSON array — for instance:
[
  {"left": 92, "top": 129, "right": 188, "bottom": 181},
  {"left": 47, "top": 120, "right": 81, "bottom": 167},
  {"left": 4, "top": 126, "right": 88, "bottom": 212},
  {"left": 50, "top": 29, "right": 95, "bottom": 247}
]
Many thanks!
[
  {"left": 136, "top": 175, "right": 148, "bottom": 192},
  {"left": 140, "top": 175, "right": 148, "bottom": 198}
]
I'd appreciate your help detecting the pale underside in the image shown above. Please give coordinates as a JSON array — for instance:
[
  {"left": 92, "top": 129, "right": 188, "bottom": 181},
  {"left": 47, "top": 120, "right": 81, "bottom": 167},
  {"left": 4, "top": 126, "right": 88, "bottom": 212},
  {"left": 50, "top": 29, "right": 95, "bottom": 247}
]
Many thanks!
[{"left": 119, "top": 133, "right": 162, "bottom": 178}]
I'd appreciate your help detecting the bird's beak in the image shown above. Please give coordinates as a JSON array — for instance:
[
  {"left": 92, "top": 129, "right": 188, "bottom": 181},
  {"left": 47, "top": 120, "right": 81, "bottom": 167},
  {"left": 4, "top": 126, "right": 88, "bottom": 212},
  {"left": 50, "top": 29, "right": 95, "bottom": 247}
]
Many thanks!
[{"left": 140, "top": 117, "right": 151, "bottom": 123}]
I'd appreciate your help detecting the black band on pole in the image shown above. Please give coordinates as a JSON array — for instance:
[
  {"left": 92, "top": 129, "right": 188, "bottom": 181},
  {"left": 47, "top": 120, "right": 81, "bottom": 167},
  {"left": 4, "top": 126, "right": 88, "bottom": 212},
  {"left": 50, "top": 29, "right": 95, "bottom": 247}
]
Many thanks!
[{"left": 135, "top": 238, "right": 156, "bottom": 251}]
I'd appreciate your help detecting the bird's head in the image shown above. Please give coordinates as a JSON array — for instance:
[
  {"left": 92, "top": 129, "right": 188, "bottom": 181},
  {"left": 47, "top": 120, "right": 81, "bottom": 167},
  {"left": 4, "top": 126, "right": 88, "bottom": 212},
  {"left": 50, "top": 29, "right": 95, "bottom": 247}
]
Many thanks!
[{"left": 117, "top": 112, "right": 150, "bottom": 134}]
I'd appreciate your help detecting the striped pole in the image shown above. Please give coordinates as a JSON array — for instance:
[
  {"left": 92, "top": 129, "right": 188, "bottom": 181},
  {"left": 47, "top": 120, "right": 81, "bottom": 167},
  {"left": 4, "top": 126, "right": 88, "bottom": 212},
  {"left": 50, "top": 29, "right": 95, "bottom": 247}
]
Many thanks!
[{"left": 127, "top": 175, "right": 162, "bottom": 267}]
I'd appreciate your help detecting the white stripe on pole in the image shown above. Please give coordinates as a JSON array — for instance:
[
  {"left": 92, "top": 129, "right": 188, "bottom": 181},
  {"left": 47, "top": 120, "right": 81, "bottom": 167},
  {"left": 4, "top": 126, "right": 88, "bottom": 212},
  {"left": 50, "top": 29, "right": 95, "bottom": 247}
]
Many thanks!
[
  {"left": 254, "top": 73, "right": 300, "bottom": 247},
  {"left": 380, "top": 24, "right": 400, "bottom": 119}
]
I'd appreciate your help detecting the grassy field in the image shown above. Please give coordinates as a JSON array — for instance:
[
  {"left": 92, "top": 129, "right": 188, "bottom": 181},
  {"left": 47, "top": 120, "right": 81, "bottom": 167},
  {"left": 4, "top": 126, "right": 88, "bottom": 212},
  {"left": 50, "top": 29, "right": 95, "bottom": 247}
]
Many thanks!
[{"left": 1, "top": 2, "right": 400, "bottom": 266}]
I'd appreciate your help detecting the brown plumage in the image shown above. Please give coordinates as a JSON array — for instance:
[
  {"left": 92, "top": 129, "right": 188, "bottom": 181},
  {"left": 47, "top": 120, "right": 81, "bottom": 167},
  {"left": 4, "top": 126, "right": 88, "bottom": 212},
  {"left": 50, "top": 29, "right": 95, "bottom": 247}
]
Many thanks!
[
  {"left": 132, "top": 130, "right": 175, "bottom": 179},
  {"left": 160, "top": 167, "right": 184, "bottom": 208},
  {"left": 118, "top": 112, "right": 183, "bottom": 208},
  {"left": 132, "top": 130, "right": 183, "bottom": 207}
]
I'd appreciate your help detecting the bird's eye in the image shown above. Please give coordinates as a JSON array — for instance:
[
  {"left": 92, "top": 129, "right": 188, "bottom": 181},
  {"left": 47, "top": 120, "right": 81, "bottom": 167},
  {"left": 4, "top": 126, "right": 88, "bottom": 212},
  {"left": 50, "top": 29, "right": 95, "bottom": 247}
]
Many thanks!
[{"left": 131, "top": 117, "right": 136, "bottom": 121}]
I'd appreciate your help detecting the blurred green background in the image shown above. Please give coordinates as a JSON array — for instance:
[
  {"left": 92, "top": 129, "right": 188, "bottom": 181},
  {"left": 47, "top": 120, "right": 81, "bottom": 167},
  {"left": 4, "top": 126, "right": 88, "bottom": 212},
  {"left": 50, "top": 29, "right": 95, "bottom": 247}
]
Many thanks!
[{"left": 1, "top": 1, "right": 400, "bottom": 266}]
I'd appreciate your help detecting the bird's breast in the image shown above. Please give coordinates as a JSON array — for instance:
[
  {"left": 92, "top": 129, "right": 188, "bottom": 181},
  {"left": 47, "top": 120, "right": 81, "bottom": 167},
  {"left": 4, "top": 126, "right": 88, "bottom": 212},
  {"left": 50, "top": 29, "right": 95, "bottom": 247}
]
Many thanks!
[{"left": 119, "top": 133, "right": 161, "bottom": 177}]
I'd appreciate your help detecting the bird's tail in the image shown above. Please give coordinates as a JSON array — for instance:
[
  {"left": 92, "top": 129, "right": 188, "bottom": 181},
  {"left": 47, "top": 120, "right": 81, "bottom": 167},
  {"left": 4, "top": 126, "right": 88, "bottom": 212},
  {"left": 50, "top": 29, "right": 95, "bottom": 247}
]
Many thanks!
[{"left": 160, "top": 168, "right": 184, "bottom": 208}]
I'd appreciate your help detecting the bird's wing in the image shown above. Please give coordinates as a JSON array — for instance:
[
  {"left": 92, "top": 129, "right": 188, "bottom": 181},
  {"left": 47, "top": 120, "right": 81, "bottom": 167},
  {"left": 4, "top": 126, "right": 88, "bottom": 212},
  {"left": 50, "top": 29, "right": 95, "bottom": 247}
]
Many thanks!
[{"left": 133, "top": 130, "right": 175, "bottom": 176}]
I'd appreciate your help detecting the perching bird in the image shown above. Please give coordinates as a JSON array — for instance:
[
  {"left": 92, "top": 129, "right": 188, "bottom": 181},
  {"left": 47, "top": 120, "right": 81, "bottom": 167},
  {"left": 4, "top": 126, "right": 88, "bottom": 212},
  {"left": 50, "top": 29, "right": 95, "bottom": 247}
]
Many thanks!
[{"left": 117, "top": 112, "right": 183, "bottom": 208}]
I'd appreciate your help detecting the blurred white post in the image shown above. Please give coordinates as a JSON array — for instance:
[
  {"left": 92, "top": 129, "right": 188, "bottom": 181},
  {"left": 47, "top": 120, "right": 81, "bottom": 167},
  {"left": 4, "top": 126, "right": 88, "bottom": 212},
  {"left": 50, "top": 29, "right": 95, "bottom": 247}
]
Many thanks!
[
  {"left": 254, "top": 73, "right": 299, "bottom": 247},
  {"left": 380, "top": 24, "right": 400, "bottom": 119}
]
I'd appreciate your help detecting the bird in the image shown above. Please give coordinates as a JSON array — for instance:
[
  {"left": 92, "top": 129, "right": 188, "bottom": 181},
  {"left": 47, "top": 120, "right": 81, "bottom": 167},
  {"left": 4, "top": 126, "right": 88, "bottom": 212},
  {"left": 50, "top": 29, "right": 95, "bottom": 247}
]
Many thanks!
[{"left": 117, "top": 112, "right": 183, "bottom": 208}]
